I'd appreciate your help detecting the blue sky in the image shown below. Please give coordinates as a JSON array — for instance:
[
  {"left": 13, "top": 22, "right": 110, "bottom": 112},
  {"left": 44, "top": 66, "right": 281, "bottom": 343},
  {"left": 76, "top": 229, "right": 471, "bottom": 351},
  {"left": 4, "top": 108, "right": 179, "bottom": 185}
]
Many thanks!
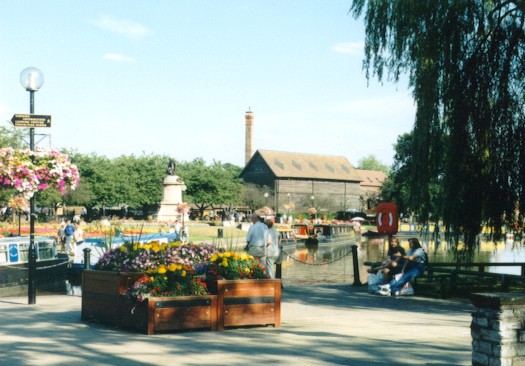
[{"left": 0, "top": 1, "right": 415, "bottom": 168}]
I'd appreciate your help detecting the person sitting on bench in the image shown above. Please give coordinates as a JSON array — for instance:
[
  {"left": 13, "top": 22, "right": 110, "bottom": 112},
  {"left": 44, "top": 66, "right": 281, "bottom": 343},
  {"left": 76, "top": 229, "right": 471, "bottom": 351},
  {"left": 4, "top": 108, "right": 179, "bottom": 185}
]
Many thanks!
[
  {"left": 368, "top": 236, "right": 406, "bottom": 284},
  {"left": 378, "top": 237, "right": 427, "bottom": 296}
]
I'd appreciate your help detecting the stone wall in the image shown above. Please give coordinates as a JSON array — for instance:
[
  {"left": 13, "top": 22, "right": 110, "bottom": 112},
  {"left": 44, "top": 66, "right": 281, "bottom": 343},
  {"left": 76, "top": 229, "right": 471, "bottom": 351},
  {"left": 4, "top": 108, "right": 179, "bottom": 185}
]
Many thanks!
[{"left": 471, "top": 293, "right": 525, "bottom": 366}]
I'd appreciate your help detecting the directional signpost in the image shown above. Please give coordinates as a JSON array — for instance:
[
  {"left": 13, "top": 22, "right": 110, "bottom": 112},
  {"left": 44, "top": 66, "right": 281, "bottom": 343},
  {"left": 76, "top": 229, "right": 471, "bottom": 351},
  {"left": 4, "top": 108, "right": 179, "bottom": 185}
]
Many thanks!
[{"left": 11, "top": 114, "right": 51, "bottom": 128}]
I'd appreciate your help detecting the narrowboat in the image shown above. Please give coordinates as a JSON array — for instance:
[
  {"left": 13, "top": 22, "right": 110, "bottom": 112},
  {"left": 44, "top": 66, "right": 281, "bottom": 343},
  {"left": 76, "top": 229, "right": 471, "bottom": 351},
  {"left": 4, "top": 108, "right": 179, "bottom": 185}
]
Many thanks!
[
  {"left": 0, "top": 236, "right": 68, "bottom": 296},
  {"left": 292, "top": 223, "right": 354, "bottom": 244}
]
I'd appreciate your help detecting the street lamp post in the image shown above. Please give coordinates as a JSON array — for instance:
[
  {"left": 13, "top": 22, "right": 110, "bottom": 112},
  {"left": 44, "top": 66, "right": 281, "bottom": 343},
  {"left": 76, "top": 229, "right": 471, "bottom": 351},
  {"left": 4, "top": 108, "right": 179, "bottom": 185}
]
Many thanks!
[
  {"left": 310, "top": 195, "right": 315, "bottom": 219},
  {"left": 20, "top": 67, "right": 44, "bottom": 305},
  {"left": 264, "top": 192, "right": 269, "bottom": 207}
]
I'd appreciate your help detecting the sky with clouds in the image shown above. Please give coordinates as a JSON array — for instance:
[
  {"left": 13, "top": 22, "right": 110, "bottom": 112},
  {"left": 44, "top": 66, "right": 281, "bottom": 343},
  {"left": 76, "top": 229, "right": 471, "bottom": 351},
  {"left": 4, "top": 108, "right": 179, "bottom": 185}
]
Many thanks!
[{"left": 0, "top": 0, "right": 415, "bottom": 168}]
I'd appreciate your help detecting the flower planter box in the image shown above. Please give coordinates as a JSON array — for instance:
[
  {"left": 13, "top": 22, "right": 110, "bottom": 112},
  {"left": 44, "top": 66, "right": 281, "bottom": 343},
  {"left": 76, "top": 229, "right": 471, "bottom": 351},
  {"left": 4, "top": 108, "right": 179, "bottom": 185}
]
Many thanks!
[
  {"left": 207, "top": 279, "right": 281, "bottom": 331},
  {"left": 120, "top": 295, "right": 218, "bottom": 335},
  {"left": 81, "top": 270, "right": 145, "bottom": 325}
]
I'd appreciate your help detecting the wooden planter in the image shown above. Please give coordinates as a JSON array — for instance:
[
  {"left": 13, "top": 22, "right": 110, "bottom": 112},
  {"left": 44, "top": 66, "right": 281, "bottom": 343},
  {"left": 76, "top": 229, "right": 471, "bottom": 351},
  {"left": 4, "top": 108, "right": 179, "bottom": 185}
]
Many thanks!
[
  {"left": 81, "top": 270, "right": 145, "bottom": 325},
  {"left": 208, "top": 279, "right": 281, "bottom": 331},
  {"left": 120, "top": 295, "right": 218, "bottom": 335}
]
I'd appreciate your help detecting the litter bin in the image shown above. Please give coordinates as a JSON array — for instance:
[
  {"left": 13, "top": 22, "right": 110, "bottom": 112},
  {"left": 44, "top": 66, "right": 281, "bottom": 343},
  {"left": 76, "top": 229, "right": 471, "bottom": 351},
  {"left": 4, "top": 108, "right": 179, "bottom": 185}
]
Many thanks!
[{"left": 218, "top": 228, "right": 223, "bottom": 238}]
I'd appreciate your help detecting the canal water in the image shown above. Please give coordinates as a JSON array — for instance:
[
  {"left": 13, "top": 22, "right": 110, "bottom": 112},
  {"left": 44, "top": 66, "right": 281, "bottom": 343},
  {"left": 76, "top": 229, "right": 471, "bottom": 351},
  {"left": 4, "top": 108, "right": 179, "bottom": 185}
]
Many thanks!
[
  {"left": 279, "top": 233, "right": 525, "bottom": 287},
  {"left": 13, "top": 232, "right": 523, "bottom": 297}
]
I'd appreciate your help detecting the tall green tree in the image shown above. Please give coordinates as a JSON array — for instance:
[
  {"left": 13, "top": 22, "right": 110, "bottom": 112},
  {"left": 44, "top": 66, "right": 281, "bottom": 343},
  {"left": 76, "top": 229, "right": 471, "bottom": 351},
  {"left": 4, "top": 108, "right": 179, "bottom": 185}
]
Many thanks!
[
  {"left": 351, "top": 1, "right": 525, "bottom": 249},
  {"left": 178, "top": 159, "right": 243, "bottom": 219},
  {"left": 357, "top": 154, "right": 390, "bottom": 174}
]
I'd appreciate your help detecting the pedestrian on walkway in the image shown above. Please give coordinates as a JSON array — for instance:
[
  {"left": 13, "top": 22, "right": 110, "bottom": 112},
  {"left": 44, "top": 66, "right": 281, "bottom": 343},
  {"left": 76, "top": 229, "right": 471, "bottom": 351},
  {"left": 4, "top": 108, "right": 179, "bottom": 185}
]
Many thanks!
[
  {"left": 73, "top": 223, "right": 84, "bottom": 246},
  {"left": 57, "top": 221, "right": 66, "bottom": 251},
  {"left": 264, "top": 219, "right": 280, "bottom": 279},
  {"left": 64, "top": 220, "right": 75, "bottom": 254},
  {"left": 245, "top": 213, "right": 268, "bottom": 264}
]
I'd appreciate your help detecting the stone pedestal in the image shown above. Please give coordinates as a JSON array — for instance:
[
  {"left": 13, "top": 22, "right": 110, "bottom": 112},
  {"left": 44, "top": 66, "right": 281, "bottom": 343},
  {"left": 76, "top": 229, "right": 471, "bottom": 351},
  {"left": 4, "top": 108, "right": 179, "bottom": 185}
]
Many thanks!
[
  {"left": 157, "top": 175, "right": 187, "bottom": 222},
  {"left": 471, "top": 293, "right": 525, "bottom": 366}
]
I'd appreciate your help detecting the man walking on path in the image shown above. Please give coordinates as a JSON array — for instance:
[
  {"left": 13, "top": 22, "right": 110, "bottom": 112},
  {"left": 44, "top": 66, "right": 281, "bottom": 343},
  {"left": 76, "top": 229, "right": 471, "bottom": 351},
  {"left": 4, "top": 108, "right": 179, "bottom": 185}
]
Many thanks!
[
  {"left": 64, "top": 220, "right": 75, "bottom": 255},
  {"left": 245, "top": 213, "right": 268, "bottom": 264}
]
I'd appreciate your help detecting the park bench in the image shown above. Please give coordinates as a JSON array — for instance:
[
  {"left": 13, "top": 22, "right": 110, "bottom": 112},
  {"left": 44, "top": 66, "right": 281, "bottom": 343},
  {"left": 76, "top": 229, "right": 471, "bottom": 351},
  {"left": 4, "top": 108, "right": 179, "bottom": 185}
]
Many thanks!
[{"left": 365, "top": 261, "right": 525, "bottom": 298}]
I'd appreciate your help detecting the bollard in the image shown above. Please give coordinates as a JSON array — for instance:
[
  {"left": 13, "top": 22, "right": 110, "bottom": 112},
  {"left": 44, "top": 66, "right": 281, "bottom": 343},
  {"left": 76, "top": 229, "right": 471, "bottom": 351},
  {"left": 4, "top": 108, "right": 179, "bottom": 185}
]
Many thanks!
[
  {"left": 218, "top": 228, "right": 223, "bottom": 238},
  {"left": 351, "top": 244, "right": 362, "bottom": 286},
  {"left": 83, "top": 248, "right": 91, "bottom": 270}
]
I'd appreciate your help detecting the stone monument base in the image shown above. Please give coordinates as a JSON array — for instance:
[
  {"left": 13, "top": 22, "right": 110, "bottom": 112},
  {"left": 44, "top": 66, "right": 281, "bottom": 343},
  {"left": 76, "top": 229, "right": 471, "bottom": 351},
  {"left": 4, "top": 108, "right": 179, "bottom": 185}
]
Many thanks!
[{"left": 157, "top": 175, "right": 186, "bottom": 222}]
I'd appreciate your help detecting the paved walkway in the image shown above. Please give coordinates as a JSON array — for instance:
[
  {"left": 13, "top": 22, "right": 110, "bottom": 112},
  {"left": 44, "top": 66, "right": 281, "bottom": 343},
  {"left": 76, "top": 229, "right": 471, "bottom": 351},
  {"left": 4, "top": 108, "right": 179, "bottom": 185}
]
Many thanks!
[{"left": 0, "top": 285, "right": 473, "bottom": 366}]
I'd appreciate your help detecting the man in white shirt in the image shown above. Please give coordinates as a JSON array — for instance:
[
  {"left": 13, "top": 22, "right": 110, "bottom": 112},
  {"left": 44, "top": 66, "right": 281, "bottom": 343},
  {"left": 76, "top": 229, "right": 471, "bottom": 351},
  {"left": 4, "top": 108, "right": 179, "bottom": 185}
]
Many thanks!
[{"left": 246, "top": 213, "right": 268, "bottom": 263}]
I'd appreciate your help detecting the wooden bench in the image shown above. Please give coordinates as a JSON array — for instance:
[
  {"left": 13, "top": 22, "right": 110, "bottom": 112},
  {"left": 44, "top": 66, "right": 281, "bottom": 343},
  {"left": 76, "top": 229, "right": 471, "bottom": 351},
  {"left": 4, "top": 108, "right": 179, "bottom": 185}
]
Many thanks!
[{"left": 365, "top": 261, "right": 525, "bottom": 297}]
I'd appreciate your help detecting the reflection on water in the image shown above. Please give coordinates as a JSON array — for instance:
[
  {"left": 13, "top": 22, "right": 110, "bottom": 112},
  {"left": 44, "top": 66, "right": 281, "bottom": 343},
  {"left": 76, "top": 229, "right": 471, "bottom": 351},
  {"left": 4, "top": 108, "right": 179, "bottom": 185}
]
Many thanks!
[
  {"left": 58, "top": 234, "right": 525, "bottom": 294},
  {"left": 280, "top": 233, "right": 525, "bottom": 287}
]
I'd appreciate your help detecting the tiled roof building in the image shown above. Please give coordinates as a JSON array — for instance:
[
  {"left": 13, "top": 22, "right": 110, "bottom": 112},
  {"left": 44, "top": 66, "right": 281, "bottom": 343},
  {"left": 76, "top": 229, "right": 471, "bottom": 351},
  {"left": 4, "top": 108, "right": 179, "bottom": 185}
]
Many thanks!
[{"left": 240, "top": 150, "right": 363, "bottom": 214}]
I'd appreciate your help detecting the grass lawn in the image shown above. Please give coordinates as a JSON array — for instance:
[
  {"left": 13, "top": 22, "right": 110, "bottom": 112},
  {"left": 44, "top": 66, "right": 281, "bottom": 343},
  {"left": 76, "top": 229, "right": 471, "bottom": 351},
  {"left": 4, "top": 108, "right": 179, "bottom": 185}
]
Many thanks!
[{"left": 188, "top": 225, "right": 247, "bottom": 244}]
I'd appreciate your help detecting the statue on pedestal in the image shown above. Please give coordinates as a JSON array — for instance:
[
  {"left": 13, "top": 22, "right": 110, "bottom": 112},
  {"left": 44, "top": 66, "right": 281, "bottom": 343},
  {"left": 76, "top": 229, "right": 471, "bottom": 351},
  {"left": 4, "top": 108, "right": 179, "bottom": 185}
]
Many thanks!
[
  {"left": 167, "top": 159, "right": 176, "bottom": 176},
  {"left": 157, "top": 158, "right": 187, "bottom": 222}
]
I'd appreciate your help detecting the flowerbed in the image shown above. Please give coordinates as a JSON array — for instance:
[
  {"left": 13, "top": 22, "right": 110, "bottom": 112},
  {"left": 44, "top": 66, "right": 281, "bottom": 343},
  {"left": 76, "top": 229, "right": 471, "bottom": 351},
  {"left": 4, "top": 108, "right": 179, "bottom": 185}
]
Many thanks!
[
  {"left": 204, "top": 251, "right": 269, "bottom": 281},
  {"left": 82, "top": 242, "right": 280, "bottom": 333}
]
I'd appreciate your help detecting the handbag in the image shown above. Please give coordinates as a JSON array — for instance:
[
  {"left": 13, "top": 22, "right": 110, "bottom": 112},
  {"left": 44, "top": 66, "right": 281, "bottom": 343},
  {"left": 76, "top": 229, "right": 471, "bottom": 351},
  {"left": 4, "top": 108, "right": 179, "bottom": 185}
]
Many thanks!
[
  {"left": 394, "top": 273, "right": 415, "bottom": 295},
  {"left": 248, "top": 245, "right": 265, "bottom": 258}
]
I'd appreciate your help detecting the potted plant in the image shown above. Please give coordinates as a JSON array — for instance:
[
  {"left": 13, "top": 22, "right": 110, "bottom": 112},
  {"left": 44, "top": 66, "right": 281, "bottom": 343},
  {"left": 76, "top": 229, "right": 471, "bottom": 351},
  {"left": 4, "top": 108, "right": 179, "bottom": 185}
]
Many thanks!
[
  {"left": 81, "top": 240, "right": 217, "bottom": 328},
  {"left": 120, "top": 264, "right": 217, "bottom": 334},
  {"left": 204, "top": 251, "right": 281, "bottom": 330}
]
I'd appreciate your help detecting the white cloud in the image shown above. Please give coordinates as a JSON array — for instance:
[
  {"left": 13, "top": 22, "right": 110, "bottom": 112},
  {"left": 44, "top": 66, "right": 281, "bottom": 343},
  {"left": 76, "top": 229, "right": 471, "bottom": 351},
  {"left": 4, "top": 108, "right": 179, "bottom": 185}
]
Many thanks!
[
  {"left": 103, "top": 53, "right": 136, "bottom": 63},
  {"left": 331, "top": 41, "right": 364, "bottom": 55},
  {"left": 94, "top": 15, "right": 151, "bottom": 40}
]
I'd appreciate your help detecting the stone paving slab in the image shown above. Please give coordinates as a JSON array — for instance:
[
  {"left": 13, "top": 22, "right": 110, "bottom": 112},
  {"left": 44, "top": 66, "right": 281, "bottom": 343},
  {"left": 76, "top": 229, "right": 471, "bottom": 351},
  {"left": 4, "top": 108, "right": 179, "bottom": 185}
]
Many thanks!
[{"left": 0, "top": 284, "right": 473, "bottom": 365}]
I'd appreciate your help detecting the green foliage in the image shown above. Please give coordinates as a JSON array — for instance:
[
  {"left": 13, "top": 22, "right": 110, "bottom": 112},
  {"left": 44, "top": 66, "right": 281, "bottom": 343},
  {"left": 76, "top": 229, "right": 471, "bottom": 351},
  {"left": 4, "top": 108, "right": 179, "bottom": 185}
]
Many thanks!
[
  {"left": 352, "top": 1, "right": 525, "bottom": 249},
  {"left": 69, "top": 152, "right": 169, "bottom": 216},
  {"left": 357, "top": 154, "right": 389, "bottom": 174},
  {"left": 242, "top": 183, "right": 272, "bottom": 211},
  {"left": 178, "top": 158, "right": 243, "bottom": 218},
  {"left": 0, "top": 126, "right": 26, "bottom": 149},
  {"left": 129, "top": 267, "right": 208, "bottom": 302}
]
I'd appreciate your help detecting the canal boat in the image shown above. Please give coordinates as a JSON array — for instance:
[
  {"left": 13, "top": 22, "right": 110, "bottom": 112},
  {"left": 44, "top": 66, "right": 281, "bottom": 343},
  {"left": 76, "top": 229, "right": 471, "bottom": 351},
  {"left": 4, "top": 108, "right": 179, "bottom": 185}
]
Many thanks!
[
  {"left": 276, "top": 224, "right": 299, "bottom": 246},
  {"left": 0, "top": 236, "right": 68, "bottom": 295},
  {"left": 292, "top": 223, "right": 354, "bottom": 244}
]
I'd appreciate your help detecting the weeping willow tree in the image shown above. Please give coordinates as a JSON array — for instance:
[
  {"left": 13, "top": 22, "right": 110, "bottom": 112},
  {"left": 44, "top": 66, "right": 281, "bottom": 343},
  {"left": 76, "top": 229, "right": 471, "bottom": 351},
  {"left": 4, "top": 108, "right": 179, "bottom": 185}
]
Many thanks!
[{"left": 351, "top": 1, "right": 525, "bottom": 251}]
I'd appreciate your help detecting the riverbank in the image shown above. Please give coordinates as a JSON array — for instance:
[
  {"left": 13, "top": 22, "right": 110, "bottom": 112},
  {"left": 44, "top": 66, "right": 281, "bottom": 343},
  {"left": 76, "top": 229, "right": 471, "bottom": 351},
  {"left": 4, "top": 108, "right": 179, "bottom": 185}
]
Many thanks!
[{"left": 0, "top": 284, "right": 473, "bottom": 365}]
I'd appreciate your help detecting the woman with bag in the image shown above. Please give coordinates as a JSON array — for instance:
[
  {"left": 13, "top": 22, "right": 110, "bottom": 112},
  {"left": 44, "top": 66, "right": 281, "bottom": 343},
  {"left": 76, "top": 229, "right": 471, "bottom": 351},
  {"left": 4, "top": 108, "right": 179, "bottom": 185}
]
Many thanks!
[
  {"left": 378, "top": 238, "right": 427, "bottom": 296},
  {"left": 264, "top": 219, "right": 280, "bottom": 279}
]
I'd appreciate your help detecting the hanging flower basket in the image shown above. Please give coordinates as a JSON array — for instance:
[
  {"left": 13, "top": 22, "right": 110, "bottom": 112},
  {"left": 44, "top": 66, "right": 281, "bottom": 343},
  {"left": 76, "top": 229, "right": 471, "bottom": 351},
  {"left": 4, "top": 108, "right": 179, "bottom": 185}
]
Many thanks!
[{"left": 0, "top": 148, "right": 79, "bottom": 200}]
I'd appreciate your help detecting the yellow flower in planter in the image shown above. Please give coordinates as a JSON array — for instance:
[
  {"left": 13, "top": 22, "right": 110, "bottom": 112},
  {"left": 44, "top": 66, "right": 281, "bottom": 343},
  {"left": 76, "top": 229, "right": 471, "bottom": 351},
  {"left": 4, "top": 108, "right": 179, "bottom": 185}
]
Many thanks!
[
  {"left": 205, "top": 251, "right": 268, "bottom": 280},
  {"left": 158, "top": 265, "right": 167, "bottom": 274},
  {"left": 130, "top": 265, "right": 208, "bottom": 302}
]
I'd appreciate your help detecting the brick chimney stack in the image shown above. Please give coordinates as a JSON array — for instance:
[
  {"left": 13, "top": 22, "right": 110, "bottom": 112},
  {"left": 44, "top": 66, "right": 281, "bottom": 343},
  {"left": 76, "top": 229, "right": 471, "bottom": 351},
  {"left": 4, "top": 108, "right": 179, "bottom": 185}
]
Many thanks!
[{"left": 245, "top": 109, "right": 254, "bottom": 166}]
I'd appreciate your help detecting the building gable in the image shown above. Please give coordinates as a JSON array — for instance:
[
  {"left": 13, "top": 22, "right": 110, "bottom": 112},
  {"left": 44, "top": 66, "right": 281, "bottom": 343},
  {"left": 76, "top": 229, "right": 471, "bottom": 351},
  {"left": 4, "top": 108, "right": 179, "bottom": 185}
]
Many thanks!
[{"left": 241, "top": 150, "right": 362, "bottom": 183}]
